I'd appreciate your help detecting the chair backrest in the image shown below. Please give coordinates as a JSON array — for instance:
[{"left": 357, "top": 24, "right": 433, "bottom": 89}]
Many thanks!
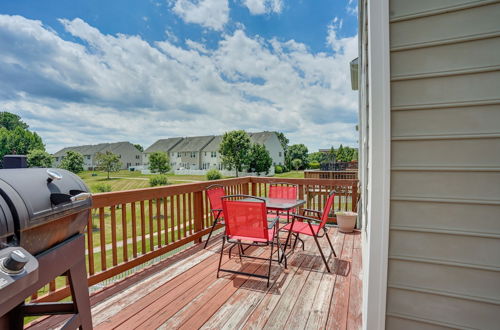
[
  {"left": 206, "top": 185, "right": 225, "bottom": 214},
  {"left": 268, "top": 183, "right": 298, "bottom": 200},
  {"left": 319, "top": 190, "right": 336, "bottom": 229},
  {"left": 221, "top": 195, "right": 269, "bottom": 241}
]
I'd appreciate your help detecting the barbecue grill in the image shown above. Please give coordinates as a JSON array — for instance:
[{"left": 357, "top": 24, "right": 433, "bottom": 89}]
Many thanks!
[{"left": 0, "top": 168, "right": 93, "bottom": 329}]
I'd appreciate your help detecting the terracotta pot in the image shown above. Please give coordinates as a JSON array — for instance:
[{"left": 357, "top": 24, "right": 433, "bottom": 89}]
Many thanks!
[{"left": 336, "top": 212, "right": 357, "bottom": 233}]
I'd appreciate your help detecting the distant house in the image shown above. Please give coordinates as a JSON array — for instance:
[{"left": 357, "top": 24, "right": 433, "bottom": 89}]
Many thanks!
[
  {"left": 53, "top": 142, "right": 142, "bottom": 170},
  {"left": 170, "top": 136, "right": 215, "bottom": 171},
  {"left": 145, "top": 131, "right": 284, "bottom": 174},
  {"left": 248, "top": 132, "right": 284, "bottom": 166},
  {"left": 143, "top": 137, "right": 183, "bottom": 166},
  {"left": 200, "top": 135, "right": 223, "bottom": 171}
]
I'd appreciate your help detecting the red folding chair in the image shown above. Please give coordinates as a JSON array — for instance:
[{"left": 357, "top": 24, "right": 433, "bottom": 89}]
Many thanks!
[
  {"left": 204, "top": 184, "right": 226, "bottom": 249},
  {"left": 217, "top": 195, "right": 286, "bottom": 287},
  {"left": 281, "top": 190, "right": 337, "bottom": 272},
  {"left": 268, "top": 182, "right": 298, "bottom": 222}
]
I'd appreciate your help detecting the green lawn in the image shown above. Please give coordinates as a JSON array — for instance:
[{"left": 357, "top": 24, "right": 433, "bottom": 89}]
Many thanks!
[{"left": 273, "top": 170, "right": 305, "bottom": 178}]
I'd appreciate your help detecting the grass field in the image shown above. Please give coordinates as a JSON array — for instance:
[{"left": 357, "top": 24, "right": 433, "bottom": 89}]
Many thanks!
[{"left": 79, "top": 170, "right": 305, "bottom": 193}]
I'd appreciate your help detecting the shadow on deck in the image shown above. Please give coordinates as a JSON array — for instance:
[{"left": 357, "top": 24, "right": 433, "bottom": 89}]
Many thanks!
[{"left": 30, "top": 229, "right": 362, "bottom": 329}]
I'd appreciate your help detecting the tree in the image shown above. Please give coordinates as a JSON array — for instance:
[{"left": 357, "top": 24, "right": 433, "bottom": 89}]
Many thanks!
[
  {"left": 148, "top": 151, "right": 170, "bottom": 174},
  {"left": 219, "top": 130, "right": 251, "bottom": 177},
  {"left": 308, "top": 152, "right": 327, "bottom": 164},
  {"left": 27, "top": 149, "right": 53, "bottom": 168},
  {"left": 134, "top": 144, "right": 144, "bottom": 152},
  {"left": 291, "top": 158, "right": 302, "bottom": 171},
  {"left": 276, "top": 132, "right": 289, "bottom": 170},
  {"left": 286, "top": 144, "right": 308, "bottom": 170},
  {"left": 0, "top": 112, "right": 28, "bottom": 130},
  {"left": 336, "top": 144, "right": 346, "bottom": 162},
  {"left": 95, "top": 151, "right": 122, "bottom": 179},
  {"left": 60, "top": 150, "right": 84, "bottom": 173},
  {"left": 247, "top": 143, "right": 273, "bottom": 175},
  {"left": 0, "top": 126, "right": 45, "bottom": 161}
]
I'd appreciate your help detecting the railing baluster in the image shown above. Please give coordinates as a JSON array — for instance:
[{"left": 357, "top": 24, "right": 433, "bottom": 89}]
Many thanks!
[
  {"left": 131, "top": 202, "right": 138, "bottom": 258},
  {"left": 87, "top": 211, "right": 94, "bottom": 275},
  {"left": 182, "top": 193, "right": 187, "bottom": 238},
  {"left": 163, "top": 197, "right": 169, "bottom": 245},
  {"left": 176, "top": 194, "right": 181, "bottom": 241},
  {"left": 122, "top": 203, "right": 128, "bottom": 262},
  {"left": 140, "top": 201, "right": 146, "bottom": 254},
  {"left": 99, "top": 207, "right": 106, "bottom": 271},
  {"left": 148, "top": 200, "right": 154, "bottom": 251},
  {"left": 188, "top": 192, "right": 193, "bottom": 235},
  {"left": 110, "top": 205, "right": 118, "bottom": 266},
  {"left": 170, "top": 196, "right": 175, "bottom": 243},
  {"left": 156, "top": 198, "right": 162, "bottom": 248}
]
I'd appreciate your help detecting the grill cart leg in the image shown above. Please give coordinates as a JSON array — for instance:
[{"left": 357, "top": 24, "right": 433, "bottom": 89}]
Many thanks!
[{"left": 0, "top": 234, "right": 93, "bottom": 329}]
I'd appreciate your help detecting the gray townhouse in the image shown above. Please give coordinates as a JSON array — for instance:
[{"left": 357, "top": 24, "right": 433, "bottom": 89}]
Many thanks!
[
  {"left": 142, "top": 137, "right": 183, "bottom": 167},
  {"left": 145, "top": 131, "right": 285, "bottom": 174},
  {"left": 53, "top": 142, "right": 142, "bottom": 170},
  {"left": 170, "top": 136, "right": 215, "bottom": 171}
]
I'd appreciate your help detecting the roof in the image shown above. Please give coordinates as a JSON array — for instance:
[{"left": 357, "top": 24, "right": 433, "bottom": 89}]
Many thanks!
[
  {"left": 53, "top": 142, "right": 137, "bottom": 156},
  {"left": 145, "top": 137, "right": 184, "bottom": 153},
  {"left": 249, "top": 131, "right": 278, "bottom": 145},
  {"left": 171, "top": 136, "right": 215, "bottom": 152},
  {"left": 202, "top": 135, "right": 223, "bottom": 151}
]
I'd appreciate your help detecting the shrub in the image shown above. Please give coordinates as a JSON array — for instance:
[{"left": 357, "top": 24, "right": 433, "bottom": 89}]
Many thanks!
[
  {"left": 274, "top": 165, "right": 283, "bottom": 174},
  {"left": 149, "top": 175, "right": 168, "bottom": 187},
  {"left": 308, "top": 161, "right": 320, "bottom": 169},
  {"left": 92, "top": 183, "right": 112, "bottom": 193},
  {"left": 206, "top": 169, "right": 222, "bottom": 180}
]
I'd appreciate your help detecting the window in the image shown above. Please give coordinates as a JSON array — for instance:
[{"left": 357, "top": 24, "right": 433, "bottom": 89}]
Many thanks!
[
  {"left": 191, "top": 152, "right": 196, "bottom": 158},
  {"left": 55, "top": 157, "right": 59, "bottom": 161},
  {"left": 135, "top": 155, "right": 140, "bottom": 159},
  {"left": 204, "top": 152, "right": 207, "bottom": 156},
  {"left": 85, "top": 155, "right": 91, "bottom": 160},
  {"left": 211, "top": 151, "right": 216, "bottom": 158},
  {"left": 177, "top": 152, "right": 181, "bottom": 157},
  {"left": 279, "top": 152, "right": 282, "bottom": 157}
]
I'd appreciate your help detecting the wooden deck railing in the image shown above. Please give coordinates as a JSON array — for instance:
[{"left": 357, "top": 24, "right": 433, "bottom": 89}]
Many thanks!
[
  {"left": 33, "top": 176, "right": 358, "bottom": 303},
  {"left": 304, "top": 170, "right": 358, "bottom": 180}
]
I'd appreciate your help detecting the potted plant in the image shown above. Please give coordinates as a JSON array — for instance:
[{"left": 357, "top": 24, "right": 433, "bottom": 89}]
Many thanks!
[{"left": 335, "top": 211, "right": 358, "bottom": 233}]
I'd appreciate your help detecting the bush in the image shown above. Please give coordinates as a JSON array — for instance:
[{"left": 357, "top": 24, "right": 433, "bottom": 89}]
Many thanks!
[
  {"left": 308, "top": 161, "right": 320, "bottom": 169},
  {"left": 92, "top": 183, "right": 112, "bottom": 193},
  {"left": 274, "top": 165, "right": 283, "bottom": 174},
  {"left": 206, "top": 169, "right": 222, "bottom": 180},
  {"left": 149, "top": 175, "right": 168, "bottom": 187}
]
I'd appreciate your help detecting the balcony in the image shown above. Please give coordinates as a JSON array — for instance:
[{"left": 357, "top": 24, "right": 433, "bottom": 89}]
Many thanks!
[{"left": 26, "top": 176, "right": 361, "bottom": 329}]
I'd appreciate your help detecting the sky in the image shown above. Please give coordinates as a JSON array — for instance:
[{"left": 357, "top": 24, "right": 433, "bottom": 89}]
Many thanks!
[{"left": 0, "top": 0, "right": 359, "bottom": 153}]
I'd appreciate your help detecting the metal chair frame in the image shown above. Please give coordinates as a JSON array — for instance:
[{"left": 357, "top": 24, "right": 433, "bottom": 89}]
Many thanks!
[
  {"left": 282, "top": 190, "right": 337, "bottom": 272},
  {"left": 204, "top": 184, "right": 226, "bottom": 249},
  {"left": 217, "top": 195, "right": 287, "bottom": 287}
]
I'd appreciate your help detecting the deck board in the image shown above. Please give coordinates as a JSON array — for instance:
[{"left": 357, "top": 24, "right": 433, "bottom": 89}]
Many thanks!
[{"left": 30, "top": 229, "right": 362, "bottom": 330}]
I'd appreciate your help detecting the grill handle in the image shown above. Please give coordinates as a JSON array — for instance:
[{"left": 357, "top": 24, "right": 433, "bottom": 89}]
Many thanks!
[{"left": 70, "top": 193, "right": 91, "bottom": 202}]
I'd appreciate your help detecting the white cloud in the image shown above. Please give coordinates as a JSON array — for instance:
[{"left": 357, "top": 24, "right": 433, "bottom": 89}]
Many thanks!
[
  {"left": 346, "top": 0, "right": 358, "bottom": 16},
  {"left": 0, "top": 15, "right": 358, "bottom": 153},
  {"left": 243, "top": 0, "right": 283, "bottom": 15},
  {"left": 172, "top": 0, "right": 229, "bottom": 30}
]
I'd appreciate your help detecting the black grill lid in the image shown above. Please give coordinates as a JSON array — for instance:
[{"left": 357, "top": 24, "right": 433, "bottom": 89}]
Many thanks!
[{"left": 0, "top": 168, "right": 91, "bottom": 228}]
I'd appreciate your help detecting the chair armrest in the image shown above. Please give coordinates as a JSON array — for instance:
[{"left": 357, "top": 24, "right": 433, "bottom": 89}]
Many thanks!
[
  {"left": 291, "top": 213, "right": 321, "bottom": 224},
  {"left": 267, "top": 216, "right": 280, "bottom": 229}
]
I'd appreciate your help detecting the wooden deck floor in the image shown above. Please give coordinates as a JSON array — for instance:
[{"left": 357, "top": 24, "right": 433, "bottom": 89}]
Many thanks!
[{"left": 32, "top": 229, "right": 362, "bottom": 329}]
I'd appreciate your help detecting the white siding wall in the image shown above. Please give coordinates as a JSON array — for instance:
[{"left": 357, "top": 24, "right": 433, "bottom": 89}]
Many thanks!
[{"left": 386, "top": 0, "right": 500, "bottom": 328}]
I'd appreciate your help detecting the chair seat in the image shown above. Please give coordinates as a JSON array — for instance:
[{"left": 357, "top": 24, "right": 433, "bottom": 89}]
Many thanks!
[
  {"left": 228, "top": 228, "right": 276, "bottom": 243},
  {"left": 281, "top": 222, "right": 320, "bottom": 236}
]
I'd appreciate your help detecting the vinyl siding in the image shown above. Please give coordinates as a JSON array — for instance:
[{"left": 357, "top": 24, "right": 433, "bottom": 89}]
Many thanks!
[{"left": 387, "top": 0, "right": 500, "bottom": 328}]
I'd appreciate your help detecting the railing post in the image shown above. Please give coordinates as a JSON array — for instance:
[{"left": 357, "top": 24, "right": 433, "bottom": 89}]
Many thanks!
[
  {"left": 298, "top": 184, "right": 304, "bottom": 213},
  {"left": 352, "top": 181, "right": 358, "bottom": 212},
  {"left": 251, "top": 181, "right": 257, "bottom": 196},
  {"left": 193, "top": 190, "right": 204, "bottom": 243},
  {"left": 242, "top": 181, "right": 249, "bottom": 195}
]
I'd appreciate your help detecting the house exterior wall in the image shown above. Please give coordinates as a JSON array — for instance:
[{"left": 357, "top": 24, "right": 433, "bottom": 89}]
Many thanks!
[
  {"left": 384, "top": 1, "right": 500, "bottom": 329},
  {"left": 110, "top": 143, "right": 142, "bottom": 170},
  {"left": 258, "top": 134, "right": 284, "bottom": 166}
]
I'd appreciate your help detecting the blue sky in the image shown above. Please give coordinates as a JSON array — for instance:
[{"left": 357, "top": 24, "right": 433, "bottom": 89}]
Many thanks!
[{"left": 0, "top": 0, "right": 358, "bottom": 153}]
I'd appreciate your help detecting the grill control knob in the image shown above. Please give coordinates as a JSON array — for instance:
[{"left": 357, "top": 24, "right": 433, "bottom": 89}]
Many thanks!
[{"left": 3, "top": 250, "right": 28, "bottom": 273}]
